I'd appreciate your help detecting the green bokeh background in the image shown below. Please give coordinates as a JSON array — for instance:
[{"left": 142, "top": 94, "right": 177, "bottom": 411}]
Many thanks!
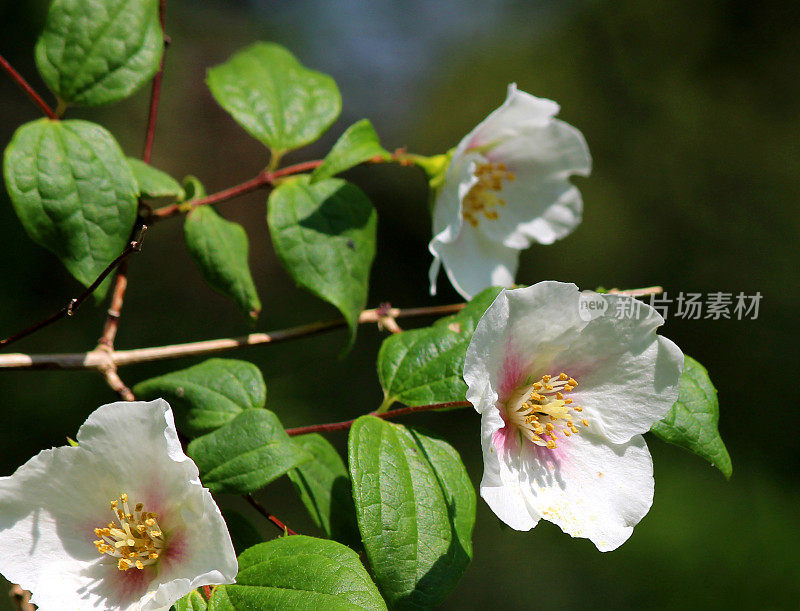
[{"left": 1, "top": 0, "right": 798, "bottom": 608}]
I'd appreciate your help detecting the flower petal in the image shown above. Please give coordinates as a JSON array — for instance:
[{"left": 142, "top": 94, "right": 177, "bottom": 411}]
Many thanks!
[
  {"left": 430, "top": 220, "right": 518, "bottom": 299},
  {"left": 479, "top": 409, "right": 541, "bottom": 531},
  {"left": 465, "top": 282, "right": 587, "bottom": 411},
  {"left": 551, "top": 295, "right": 684, "bottom": 444},
  {"left": 517, "top": 431, "right": 655, "bottom": 552}
]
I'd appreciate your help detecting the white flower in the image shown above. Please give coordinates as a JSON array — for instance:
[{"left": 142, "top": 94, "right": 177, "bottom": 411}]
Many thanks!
[
  {"left": 428, "top": 84, "right": 591, "bottom": 300},
  {"left": 0, "top": 399, "right": 237, "bottom": 610},
  {"left": 464, "top": 282, "right": 684, "bottom": 551}
]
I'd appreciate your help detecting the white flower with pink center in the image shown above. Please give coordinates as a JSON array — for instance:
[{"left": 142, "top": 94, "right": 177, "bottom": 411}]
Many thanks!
[
  {"left": 428, "top": 84, "right": 591, "bottom": 299},
  {"left": 0, "top": 399, "right": 237, "bottom": 610},
  {"left": 465, "top": 282, "right": 684, "bottom": 551}
]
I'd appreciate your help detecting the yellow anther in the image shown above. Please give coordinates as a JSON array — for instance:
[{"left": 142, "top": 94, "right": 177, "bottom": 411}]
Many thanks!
[
  {"left": 533, "top": 382, "right": 543, "bottom": 390},
  {"left": 149, "top": 552, "right": 159, "bottom": 560},
  {"left": 120, "top": 494, "right": 127, "bottom": 503},
  {"left": 563, "top": 429, "right": 572, "bottom": 436},
  {"left": 545, "top": 423, "right": 554, "bottom": 432},
  {"left": 556, "top": 392, "right": 564, "bottom": 400},
  {"left": 581, "top": 418, "right": 589, "bottom": 427},
  {"left": 546, "top": 440, "right": 557, "bottom": 449},
  {"left": 568, "top": 378, "right": 578, "bottom": 387},
  {"left": 135, "top": 503, "right": 143, "bottom": 512},
  {"left": 542, "top": 375, "right": 551, "bottom": 382},
  {"left": 545, "top": 384, "right": 553, "bottom": 391},
  {"left": 118, "top": 559, "right": 132, "bottom": 571},
  {"left": 134, "top": 560, "right": 144, "bottom": 570},
  {"left": 564, "top": 385, "right": 574, "bottom": 392},
  {"left": 558, "top": 373, "right": 568, "bottom": 381},
  {"left": 145, "top": 518, "right": 155, "bottom": 526}
]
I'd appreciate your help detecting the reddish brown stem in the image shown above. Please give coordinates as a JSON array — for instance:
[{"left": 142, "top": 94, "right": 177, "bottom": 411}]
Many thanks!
[
  {"left": 0, "top": 228, "right": 147, "bottom": 350},
  {"left": 151, "top": 160, "right": 324, "bottom": 220},
  {"left": 141, "top": 0, "right": 167, "bottom": 162},
  {"left": 0, "top": 53, "right": 58, "bottom": 120},
  {"left": 245, "top": 494, "right": 297, "bottom": 536},
  {"left": 98, "top": 260, "right": 129, "bottom": 348},
  {"left": 285, "top": 401, "right": 472, "bottom": 437}
]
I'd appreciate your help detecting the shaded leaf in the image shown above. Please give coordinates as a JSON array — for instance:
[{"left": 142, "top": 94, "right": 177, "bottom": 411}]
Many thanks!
[
  {"left": 221, "top": 508, "right": 263, "bottom": 556},
  {"left": 287, "top": 434, "right": 359, "bottom": 546},
  {"left": 127, "top": 157, "right": 184, "bottom": 202},
  {"left": 268, "top": 176, "right": 376, "bottom": 347}
]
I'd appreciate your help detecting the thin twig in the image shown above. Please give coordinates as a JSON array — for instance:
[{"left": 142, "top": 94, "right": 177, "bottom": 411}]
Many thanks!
[
  {"left": 0, "top": 302, "right": 465, "bottom": 369},
  {"left": 150, "top": 160, "right": 325, "bottom": 221},
  {"left": 0, "top": 227, "right": 148, "bottom": 350},
  {"left": 285, "top": 401, "right": 472, "bottom": 437},
  {"left": 8, "top": 584, "right": 34, "bottom": 611},
  {"left": 142, "top": 0, "right": 168, "bottom": 162},
  {"left": 245, "top": 494, "right": 297, "bottom": 536},
  {"left": 0, "top": 53, "right": 58, "bottom": 120}
]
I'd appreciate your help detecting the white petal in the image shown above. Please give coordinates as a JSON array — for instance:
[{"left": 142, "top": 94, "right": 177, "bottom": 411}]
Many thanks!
[
  {"left": 465, "top": 282, "right": 586, "bottom": 411},
  {"left": 479, "top": 119, "right": 590, "bottom": 249},
  {"left": 551, "top": 295, "right": 684, "bottom": 443},
  {"left": 462, "top": 84, "right": 561, "bottom": 152},
  {"left": 432, "top": 221, "right": 518, "bottom": 300},
  {"left": 479, "top": 409, "right": 540, "bottom": 531},
  {"left": 517, "top": 431, "right": 655, "bottom": 552}
]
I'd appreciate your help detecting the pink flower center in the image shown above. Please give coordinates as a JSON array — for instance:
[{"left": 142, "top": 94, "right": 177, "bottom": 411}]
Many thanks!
[
  {"left": 93, "top": 493, "right": 166, "bottom": 571},
  {"left": 504, "top": 372, "right": 590, "bottom": 449},
  {"left": 462, "top": 161, "right": 515, "bottom": 227}
]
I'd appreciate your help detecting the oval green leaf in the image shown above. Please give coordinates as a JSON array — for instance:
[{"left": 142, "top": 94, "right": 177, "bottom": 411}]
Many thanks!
[
  {"left": 268, "top": 176, "right": 377, "bottom": 347},
  {"left": 133, "top": 358, "right": 266, "bottom": 434},
  {"left": 377, "top": 286, "right": 502, "bottom": 409},
  {"left": 310, "top": 119, "right": 388, "bottom": 183},
  {"left": 3, "top": 119, "right": 138, "bottom": 296},
  {"left": 174, "top": 590, "right": 207, "bottom": 611},
  {"left": 208, "top": 536, "right": 387, "bottom": 611},
  {"left": 651, "top": 355, "right": 732, "bottom": 478},
  {"left": 348, "top": 416, "right": 475, "bottom": 609},
  {"left": 35, "top": 0, "right": 163, "bottom": 107},
  {"left": 185, "top": 206, "right": 261, "bottom": 321},
  {"left": 127, "top": 157, "right": 184, "bottom": 202},
  {"left": 287, "top": 434, "right": 359, "bottom": 546},
  {"left": 188, "top": 409, "right": 309, "bottom": 495},
  {"left": 207, "top": 42, "right": 341, "bottom": 156}
]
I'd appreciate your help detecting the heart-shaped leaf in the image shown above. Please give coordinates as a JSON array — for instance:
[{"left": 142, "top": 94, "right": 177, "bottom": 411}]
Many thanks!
[
  {"left": 207, "top": 42, "right": 340, "bottom": 156},
  {"left": 349, "top": 416, "right": 475, "bottom": 609},
  {"left": 3, "top": 119, "right": 138, "bottom": 296},
  {"left": 35, "top": 0, "right": 163, "bottom": 106}
]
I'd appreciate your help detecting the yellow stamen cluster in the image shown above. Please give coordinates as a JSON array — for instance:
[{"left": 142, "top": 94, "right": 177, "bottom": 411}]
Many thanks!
[
  {"left": 505, "top": 372, "right": 588, "bottom": 449},
  {"left": 462, "top": 161, "right": 515, "bottom": 227},
  {"left": 93, "top": 493, "right": 165, "bottom": 571}
]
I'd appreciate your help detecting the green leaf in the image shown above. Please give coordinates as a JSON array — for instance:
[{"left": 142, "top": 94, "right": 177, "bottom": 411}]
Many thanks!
[
  {"left": 207, "top": 42, "right": 341, "bottom": 156},
  {"left": 221, "top": 508, "right": 263, "bottom": 556},
  {"left": 287, "top": 434, "right": 359, "bottom": 546},
  {"left": 185, "top": 206, "right": 261, "bottom": 321},
  {"left": 377, "top": 286, "right": 502, "bottom": 409},
  {"left": 268, "top": 176, "right": 377, "bottom": 346},
  {"left": 208, "top": 536, "right": 386, "bottom": 611},
  {"left": 126, "top": 157, "right": 184, "bottom": 202},
  {"left": 348, "top": 416, "right": 475, "bottom": 609},
  {"left": 188, "top": 409, "right": 309, "bottom": 495},
  {"left": 182, "top": 175, "right": 206, "bottom": 200},
  {"left": 651, "top": 355, "right": 732, "bottom": 478},
  {"left": 310, "top": 119, "right": 388, "bottom": 183},
  {"left": 133, "top": 358, "right": 266, "bottom": 435},
  {"left": 35, "top": 0, "right": 163, "bottom": 107},
  {"left": 174, "top": 590, "right": 207, "bottom": 611},
  {"left": 3, "top": 119, "right": 138, "bottom": 296}
]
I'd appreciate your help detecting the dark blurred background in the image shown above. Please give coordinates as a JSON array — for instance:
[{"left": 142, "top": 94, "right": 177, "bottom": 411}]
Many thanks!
[{"left": 1, "top": 0, "right": 799, "bottom": 608}]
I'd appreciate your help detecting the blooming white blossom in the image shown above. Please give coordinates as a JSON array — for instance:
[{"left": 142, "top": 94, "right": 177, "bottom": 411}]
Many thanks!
[
  {"left": 0, "top": 399, "right": 237, "bottom": 610},
  {"left": 464, "top": 282, "right": 684, "bottom": 551},
  {"left": 428, "top": 84, "right": 591, "bottom": 300}
]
